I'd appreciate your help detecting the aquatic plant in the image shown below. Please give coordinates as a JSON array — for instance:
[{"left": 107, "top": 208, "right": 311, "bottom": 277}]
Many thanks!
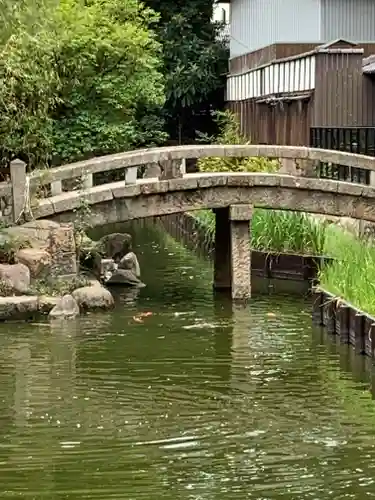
[
  {"left": 319, "top": 228, "right": 375, "bottom": 316},
  {"left": 192, "top": 209, "right": 328, "bottom": 256}
]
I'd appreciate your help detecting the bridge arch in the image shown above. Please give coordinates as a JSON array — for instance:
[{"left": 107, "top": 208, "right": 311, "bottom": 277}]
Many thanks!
[{"left": 35, "top": 172, "right": 375, "bottom": 227}]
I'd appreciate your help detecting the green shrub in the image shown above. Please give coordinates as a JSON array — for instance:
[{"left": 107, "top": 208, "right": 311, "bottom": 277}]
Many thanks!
[
  {"left": 0, "top": 0, "right": 166, "bottom": 167},
  {"left": 197, "top": 110, "right": 279, "bottom": 173}
]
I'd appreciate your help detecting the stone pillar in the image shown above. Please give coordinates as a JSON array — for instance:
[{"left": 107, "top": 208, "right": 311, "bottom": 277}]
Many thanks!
[
  {"left": 213, "top": 205, "right": 252, "bottom": 300},
  {"left": 48, "top": 223, "right": 78, "bottom": 280},
  {"left": 213, "top": 207, "right": 231, "bottom": 291},
  {"left": 159, "top": 159, "right": 183, "bottom": 180},
  {"left": 10, "top": 158, "right": 27, "bottom": 223},
  {"left": 229, "top": 204, "right": 252, "bottom": 300}
]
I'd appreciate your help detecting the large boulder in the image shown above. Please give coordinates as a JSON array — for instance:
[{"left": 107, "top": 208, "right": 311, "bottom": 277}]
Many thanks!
[
  {"left": 49, "top": 294, "right": 80, "bottom": 319},
  {"left": 0, "top": 296, "right": 39, "bottom": 320},
  {"left": 118, "top": 252, "right": 140, "bottom": 277},
  {"left": 72, "top": 282, "right": 114, "bottom": 310},
  {"left": 0, "top": 263, "right": 30, "bottom": 294},
  {"left": 106, "top": 269, "right": 145, "bottom": 287},
  {"left": 106, "top": 251, "right": 144, "bottom": 287},
  {"left": 15, "top": 248, "right": 51, "bottom": 278},
  {"left": 3, "top": 220, "right": 61, "bottom": 250},
  {"left": 96, "top": 233, "right": 132, "bottom": 261}
]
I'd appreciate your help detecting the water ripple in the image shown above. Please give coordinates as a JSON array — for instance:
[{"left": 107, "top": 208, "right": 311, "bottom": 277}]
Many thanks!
[{"left": 0, "top": 223, "right": 375, "bottom": 498}]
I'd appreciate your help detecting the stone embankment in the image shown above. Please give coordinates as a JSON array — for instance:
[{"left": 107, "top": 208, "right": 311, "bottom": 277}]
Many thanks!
[{"left": 0, "top": 220, "right": 144, "bottom": 321}]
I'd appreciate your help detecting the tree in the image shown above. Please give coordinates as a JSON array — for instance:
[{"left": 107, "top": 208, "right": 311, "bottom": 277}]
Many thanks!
[
  {"left": 0, "top": 0, "right": 166, "bottom": 167},
  {"left": 144, "top": 0, "right": 229, "bottom": 143}
]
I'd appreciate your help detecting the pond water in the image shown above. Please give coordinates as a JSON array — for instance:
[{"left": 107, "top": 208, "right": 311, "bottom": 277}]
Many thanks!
[{"left": 1, "top": 221, "right": 375, "bottom": 499}]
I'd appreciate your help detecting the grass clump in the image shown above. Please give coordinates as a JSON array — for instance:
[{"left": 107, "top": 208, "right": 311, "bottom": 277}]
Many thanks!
[
  {"left": 197, "top": 110, "right": 279, "bottom": 173},
  {"left": 193, "top": 209, "right": 327, "bottom": 256},
  {"left": 319, "top": 227, "right": 375, "bottom": 316},
  {"left": 252, "top": 210, "right": 326, "bottom": 255}
]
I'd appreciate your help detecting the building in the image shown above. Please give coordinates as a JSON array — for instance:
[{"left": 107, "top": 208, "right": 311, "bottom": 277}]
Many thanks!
[
  {"left": 225, "top": 0, "right": 375, "bottom": 179},
  {"left": 213, "top": 2, "right": 230, "bottom": 38},
  {"left": 213, "top": 2, "right": 230, "bottom": 24},
  {"left": 229, "top": 0, "right": 375, "bottom": 59}
]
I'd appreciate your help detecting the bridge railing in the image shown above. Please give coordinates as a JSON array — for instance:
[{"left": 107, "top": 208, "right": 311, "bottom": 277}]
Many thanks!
[{"left": 4, "top": 145, "right": 375, "bottom": 223}]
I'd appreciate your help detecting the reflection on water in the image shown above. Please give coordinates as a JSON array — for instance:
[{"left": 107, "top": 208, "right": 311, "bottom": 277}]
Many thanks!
[{"left": 1, "top": 221, "right": 375, "bottom": 498}]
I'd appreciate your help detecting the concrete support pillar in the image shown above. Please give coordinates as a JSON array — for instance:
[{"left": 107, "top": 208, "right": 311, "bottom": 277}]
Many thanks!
[{"left": 213, "top": 204, "right": 252, "bottom": 300}]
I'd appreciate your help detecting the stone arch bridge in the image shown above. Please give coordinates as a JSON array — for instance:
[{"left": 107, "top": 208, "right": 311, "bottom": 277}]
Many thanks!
[{"left": 4, "top": 145, "right": 375, "bottom": 299}]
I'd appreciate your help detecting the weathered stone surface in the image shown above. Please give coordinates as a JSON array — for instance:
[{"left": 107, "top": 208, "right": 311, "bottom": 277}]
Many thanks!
[
  {"left": 143, "top": 163, "right": 162, "bottom": 179},
  {"left": 168, "top": 177, "right": 198, "bottom": 191},
  {"left": 106, "top": 269, "right": 145, "bottom": 287},
  {"left": 15, "top": 248, "right": 51, "bottom": 278},
  {"left": 38, "top": 295, "right": 60, "bottom": 314},
  {"left": 118, "top": 252, "right": 141, "bottom": 277},
  {"left": 49, "top": 294, "right": 80, "bottom": 319},
  {"left": 100, "top": 258, "right": 117, "bottom": 279},
  {"left": 111, "top": 182, "right": 141, "bottom": 199},
  {"left": 30, "top": 145, "right": 375, "bottom": 189},
  {"left": 0, "top": 296, "right": 39, "bottom": 320},
  {"left": 72, "top": 283, "right": 114, "bottom": 310},
  {"left": 51, "top": 191, "right": 80, "bottom": 214},
  {"left": 96, "top": 233, "right": 132, "bottom": 260},
  {"left": 86, "top": 185, "right": 114, "bottom": 205},
  {"left": 3, "top": 220, "right": 61, "bottom": 249},
  {"left": 229, "top": 204, "right": 253, "bottom": 221},
  {"left": 140, "top": 179, "right": 169, "bottom": 195},
  {"left": 159, "top": 159, "right": 183, "bottom": 180},
  {"left": 0, "top": 263, "right": 30, "bottom": 294},
  {"left": 48, "top": 223, "right": 77, "bottom": 278},
  {"left": 45, "top": 172, "right": 375, "bottom": 227},
  {"left": 230, "top": 218, "right": 251, "bottom": 300}
]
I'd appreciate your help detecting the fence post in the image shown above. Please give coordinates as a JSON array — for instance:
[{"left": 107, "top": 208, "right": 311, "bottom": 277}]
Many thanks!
[{"left": 10, "top": 158, "right": 27, "bottom": 223}]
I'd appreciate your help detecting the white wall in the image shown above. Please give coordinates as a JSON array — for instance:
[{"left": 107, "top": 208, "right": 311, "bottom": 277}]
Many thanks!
[
  {"left": 213, "top": 2, "right": 230, "bottom": 23},
  {"left": 230, "top": 0, "right": 321, "bottom": 58}
]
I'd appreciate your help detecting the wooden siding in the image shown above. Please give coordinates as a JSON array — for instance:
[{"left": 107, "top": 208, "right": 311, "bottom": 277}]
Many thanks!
[
  {"left": 227, "top": 41, "right": 375, "bottom": 148},
  {"left": 313, "top": 49, "right": 375, "bottom": 127},
  {"left": 229, "top": 43, "right": 319, "bottom": 73},
  {"left": 227, "top": 54, "right": 315, "bottom": 101},
  {"left": 229, "top": 42, "right": 375, "bottom": 74},
  {"left": 228, "top": 98, "right": 312, "bottom": 146}
]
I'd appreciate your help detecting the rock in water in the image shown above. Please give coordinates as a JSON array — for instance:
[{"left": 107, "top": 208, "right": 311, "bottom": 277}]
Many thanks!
[
  {"left": 118, "top": 252, "right": 141, "bottom": 277},
  {"left": 106, "top": 268, "right": 145, "bottom": 287},
  {"left": 49, "top": 294, "right": 80, "bottom": 319},
  {"left": 72, "top": 283, "right": 114, "bottom": 310},
  {"left": 97, "top": 233, "right": 132, "bottom": 261},
  {"left": 0, "top": 263, "right": 30, "bottom": 294}
]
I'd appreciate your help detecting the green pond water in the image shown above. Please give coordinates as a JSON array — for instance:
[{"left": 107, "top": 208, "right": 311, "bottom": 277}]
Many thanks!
[{"left": 1, "top": 221, "right": 375, "bottom": 499}]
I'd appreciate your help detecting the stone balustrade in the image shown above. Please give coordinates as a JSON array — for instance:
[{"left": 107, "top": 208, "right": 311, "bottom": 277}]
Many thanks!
[{"left": 3, "top": 145, "right": 375, "bottom": 224}]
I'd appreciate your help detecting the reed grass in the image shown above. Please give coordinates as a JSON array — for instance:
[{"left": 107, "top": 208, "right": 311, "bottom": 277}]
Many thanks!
[
  {"left": 319, "top": 227, "right": 375, "bottom": 316},
  {"left": 193, "top": 209, "right": 375, "bottom": 317},
  {"left": 193, "top": 209, "right": 327, "bottom": 255}
]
